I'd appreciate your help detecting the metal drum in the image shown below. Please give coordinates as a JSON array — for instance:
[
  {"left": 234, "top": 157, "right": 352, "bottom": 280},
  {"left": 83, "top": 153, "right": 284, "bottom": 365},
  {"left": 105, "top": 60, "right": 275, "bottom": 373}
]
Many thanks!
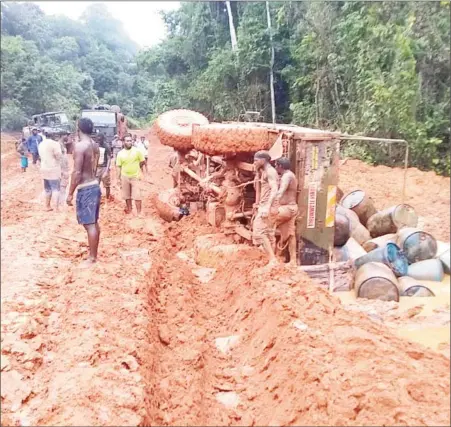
[
  {"left": 355, "top": 262, "right": 400, "bottom": 302},
  {"left": 340, "top": 190, "right": 377, "bottom": 226},
  {"left": 363, "top": 234, "right": 397, "bottom": 252},
  {"left": 397, "top": 228, "right": 437, "bottom": 264},
  {"left": 366, "top": 204, "right": 418, "bottom": 238},
  {"left": 354, "top": 242, "right": 408, "bottom": 277},
  {"left": 398, "top": 276, "right": 435, "bottom": 297},
  {"left": 437, "top": 248, "right": 450, "bottom": 274},
  {"left": 334, "top": 213, "right": 351, "bottom": 246},
  {"left": 334, "top": 237, "right": 367, "bottom": 262},
  {"left": 336, "top": 205, "right": 371, "bottom": 245},
  {"left": 407, "top": 259, "right": 444, "bottom": 282}
]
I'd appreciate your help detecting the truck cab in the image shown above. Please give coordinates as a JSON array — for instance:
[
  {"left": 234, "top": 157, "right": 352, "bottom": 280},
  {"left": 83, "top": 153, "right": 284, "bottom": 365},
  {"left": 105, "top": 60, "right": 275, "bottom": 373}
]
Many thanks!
[{"left": 80, "top": 107, "right": 118, "bottom": 145}]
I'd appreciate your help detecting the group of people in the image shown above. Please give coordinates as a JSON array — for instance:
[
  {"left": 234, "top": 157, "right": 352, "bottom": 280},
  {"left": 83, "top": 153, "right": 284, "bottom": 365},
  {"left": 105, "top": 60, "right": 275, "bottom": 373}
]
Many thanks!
[
  {"left": 18, "top": 123, "right": 295, "bottom": 268},
  {"left": 16, "top": 120, "right": 150, "bottom": 267},
  {"left": 17, "top": 127, "right": 71, "bottom": 209},
  {"left": 252, "top": 151, "right": 298, "bottom": 267}
]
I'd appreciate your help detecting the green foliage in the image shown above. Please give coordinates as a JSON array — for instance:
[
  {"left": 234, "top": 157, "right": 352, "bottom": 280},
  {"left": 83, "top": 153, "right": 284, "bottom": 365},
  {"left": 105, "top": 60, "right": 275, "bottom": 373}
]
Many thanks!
[
  {"left": 1, "top": 1, "right": 449, "bottom": 175},
  {"left": 0, "top": 101, "right": 27, "bottom": 131}
]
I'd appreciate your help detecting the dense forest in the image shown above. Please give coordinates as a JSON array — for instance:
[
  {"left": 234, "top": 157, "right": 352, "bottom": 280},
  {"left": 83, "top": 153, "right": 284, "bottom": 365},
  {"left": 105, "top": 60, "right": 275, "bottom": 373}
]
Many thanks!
[{"left": 1, "top": 2, "right": 450, "bottom": 174}]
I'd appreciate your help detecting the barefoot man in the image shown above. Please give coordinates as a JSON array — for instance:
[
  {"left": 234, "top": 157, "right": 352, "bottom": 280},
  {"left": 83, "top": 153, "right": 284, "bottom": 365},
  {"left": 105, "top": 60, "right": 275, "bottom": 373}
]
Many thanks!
[
  {"left": 252, "top": 150, "right": 279, "bottom": 266},
  {"left": 66, "top": 118, "right": 101, "bottom": 266},
  {"left": 274, "top": 157, "right": 298, "bottom": 265},
  {"left": 38, "top": 133, "right": 62, "bottom": 211}
]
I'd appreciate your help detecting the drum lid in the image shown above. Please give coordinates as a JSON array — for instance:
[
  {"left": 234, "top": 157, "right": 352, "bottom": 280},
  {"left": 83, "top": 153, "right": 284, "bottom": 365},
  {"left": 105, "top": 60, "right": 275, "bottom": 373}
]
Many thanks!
[{"left": 341, "top": 190, "right": 365, "bottom": 209}]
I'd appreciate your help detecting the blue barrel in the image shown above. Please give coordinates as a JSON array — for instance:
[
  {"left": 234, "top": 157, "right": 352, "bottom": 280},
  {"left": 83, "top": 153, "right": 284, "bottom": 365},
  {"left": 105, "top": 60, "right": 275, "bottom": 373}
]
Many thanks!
[{"left": 354, "top": 242, "right": 408, "bottom": 277}]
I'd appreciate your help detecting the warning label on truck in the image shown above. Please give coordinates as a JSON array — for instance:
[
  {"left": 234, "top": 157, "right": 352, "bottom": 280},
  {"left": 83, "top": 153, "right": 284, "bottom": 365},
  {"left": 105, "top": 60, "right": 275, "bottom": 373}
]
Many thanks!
[
  {"left": 307, "top": 183, "right": 317, "bottom": 228},
  {"left": 311, "top": 145, "right": 319, "bottom": 171},
  {"left": 325, "top": 185, "right": 337, "bottom": 227}
]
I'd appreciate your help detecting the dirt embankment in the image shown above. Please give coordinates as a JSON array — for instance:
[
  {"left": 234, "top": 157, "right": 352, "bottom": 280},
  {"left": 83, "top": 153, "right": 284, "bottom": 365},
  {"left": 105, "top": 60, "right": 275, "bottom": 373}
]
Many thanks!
[{"left": 143, "top": 214, "right": 450, "bottom": 426}]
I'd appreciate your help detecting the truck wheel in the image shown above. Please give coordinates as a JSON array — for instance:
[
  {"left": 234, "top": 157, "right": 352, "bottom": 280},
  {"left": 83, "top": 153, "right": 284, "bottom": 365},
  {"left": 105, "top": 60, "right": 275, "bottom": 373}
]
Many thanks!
[
  {"left": 192, "top": 123, "right": 279, "bottom": 155},
  {"left": 155, "top": 109, "right": 209, "bottom": 151}
]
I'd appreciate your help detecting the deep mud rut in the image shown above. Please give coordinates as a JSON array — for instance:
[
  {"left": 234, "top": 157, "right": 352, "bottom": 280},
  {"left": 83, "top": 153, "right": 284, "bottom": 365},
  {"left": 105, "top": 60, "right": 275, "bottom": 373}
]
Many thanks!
[{"left": 1, "top": 132, "right": 450, "bottom": 426}]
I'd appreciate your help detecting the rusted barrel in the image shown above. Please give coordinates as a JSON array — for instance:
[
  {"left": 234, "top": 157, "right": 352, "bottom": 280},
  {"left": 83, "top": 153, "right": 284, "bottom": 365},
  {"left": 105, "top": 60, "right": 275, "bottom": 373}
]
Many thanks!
[
  {"left": 355, "top": 262, "right": 400, "bottom": 302},
  {"left": 366, "top": 204, "right": 418, "bottom": 238},
  {"left": 340, "top": 190, "right": 377, "bottom": 226},
  {"left": 407, "top": 259, "right": 444, "bottom": 282},
  {"left": 437, "top": 248, "right": 450, "bottom": 274},
  {"left": 334, "top": 237, "right": 367, "bottom": 262},
  {"left": 397, "top": 228, "right": 437, "bottom": 264},
  {"left": 354, "top": 242, "right": 408, "bottom": 277},
  {"left": 398, "top": 276, "right": 435, "bottom": 297},
  {"left": 336, "top": 205, "right": 370, "bottom": 245},
  {"left": 363, "top": 233, "right": 397, "bottom": 252},
  {"left": 334, "top": 213, "right": 351, "bottom": 246}
]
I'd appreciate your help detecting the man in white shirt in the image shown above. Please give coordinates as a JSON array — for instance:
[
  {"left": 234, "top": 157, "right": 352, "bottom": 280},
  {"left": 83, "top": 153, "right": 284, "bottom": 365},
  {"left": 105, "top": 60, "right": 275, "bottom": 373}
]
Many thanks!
[
  {"left": 136, "top": 136, "right": 149, "bottom": 174},
  {"left": 38, "top": 133, "right": 62, "bottom": 211}
]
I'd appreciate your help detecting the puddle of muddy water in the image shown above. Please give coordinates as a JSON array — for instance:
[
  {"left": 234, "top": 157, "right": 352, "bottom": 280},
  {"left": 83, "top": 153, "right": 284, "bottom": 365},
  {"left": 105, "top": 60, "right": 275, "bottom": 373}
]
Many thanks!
[{"left": 337, "top": 275, "right": 450, "bottom": 352}]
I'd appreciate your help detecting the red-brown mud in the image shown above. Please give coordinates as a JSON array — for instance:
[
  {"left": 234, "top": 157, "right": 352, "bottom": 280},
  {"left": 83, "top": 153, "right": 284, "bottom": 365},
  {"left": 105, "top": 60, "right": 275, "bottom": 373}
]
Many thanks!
[
  {"left": 1, "top": 131, "right": 450, "bottom": 426},
  {"left": 145, "top": 215, "right": 450, "bottom": 426}
]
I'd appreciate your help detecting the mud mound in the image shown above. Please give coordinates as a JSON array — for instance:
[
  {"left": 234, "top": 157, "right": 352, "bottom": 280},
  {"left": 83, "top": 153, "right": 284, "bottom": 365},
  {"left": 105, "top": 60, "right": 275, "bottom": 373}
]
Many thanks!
[
  {"left": 192, "top": 123, "right": 279, "bottom": 155},
  {"left": 155, "top": 189, "right": 180, "bottom": 223},
  {"left": 154, "top": 109, "right": 209, "bottom": 151},
  {"left": 145, "top": 221, "right": 450, "bottom": 426}
]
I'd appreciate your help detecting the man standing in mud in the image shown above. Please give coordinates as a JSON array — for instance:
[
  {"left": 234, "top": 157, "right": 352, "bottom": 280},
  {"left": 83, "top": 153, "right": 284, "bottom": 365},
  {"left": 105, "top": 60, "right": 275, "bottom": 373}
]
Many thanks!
[
  {"left": 38, "top": 132, "right": 62, "bottom": 211},
  {"left": 95, "top": 133, "right": 112, "bottom": 200},
  {"left": 26, "top": 128, "right": 42, "bottom": 165},
  {"left": 116, "top": 133, "right": 145, "bottom": 216},
  {"left": 274, "top": 157, "right": 298, "bottom": 266},
  {"left": 66, "top": 118, "right": 101, "bottom": 266},
  {"left": 169, "top": 149, "right": 181, "bottom": 188},
  {"left": 252, "top": 150, "right": 279, "bottom": 267},
  {"left": 117, "top": 113, "right": 128, "bottom": 141},
  {"left": 58, "top": 133, "right": 71, "bottom": 207}
]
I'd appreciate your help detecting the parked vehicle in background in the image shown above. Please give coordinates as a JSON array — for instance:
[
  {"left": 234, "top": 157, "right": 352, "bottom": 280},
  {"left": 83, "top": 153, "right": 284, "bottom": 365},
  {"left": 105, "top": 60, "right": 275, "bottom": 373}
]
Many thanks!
[{"left": 22, "top": 111, "right": 72, "bottom": 140}]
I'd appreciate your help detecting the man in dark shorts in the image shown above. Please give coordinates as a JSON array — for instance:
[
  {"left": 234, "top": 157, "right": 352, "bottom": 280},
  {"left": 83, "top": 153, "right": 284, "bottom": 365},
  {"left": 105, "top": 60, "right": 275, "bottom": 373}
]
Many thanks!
[
  {"left": 66, "top": 118, "right": 101, "bottom": 266},
  {"left": 95, "top": 133, "right": 112, "bottom": 200}
]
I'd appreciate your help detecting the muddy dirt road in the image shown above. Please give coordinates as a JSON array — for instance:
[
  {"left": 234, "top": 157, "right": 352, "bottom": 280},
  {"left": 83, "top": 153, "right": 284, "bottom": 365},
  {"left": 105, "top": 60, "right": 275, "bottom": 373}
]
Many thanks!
[{"left": 1, "top": 132, "right": 450, "bottom": 426}]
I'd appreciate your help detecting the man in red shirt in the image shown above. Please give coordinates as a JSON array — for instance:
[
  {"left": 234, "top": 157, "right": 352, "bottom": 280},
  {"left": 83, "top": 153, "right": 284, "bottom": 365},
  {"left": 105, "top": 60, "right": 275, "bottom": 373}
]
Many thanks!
[{"left": 117, "top": 113, "right": 128, "bottom": 141}]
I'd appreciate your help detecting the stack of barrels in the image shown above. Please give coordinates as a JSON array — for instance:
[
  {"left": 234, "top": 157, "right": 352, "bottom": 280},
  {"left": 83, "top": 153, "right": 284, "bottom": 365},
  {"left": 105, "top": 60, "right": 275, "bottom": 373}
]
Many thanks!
[{"left": 334, "top": 190, "right": 450, "bottom": 302}]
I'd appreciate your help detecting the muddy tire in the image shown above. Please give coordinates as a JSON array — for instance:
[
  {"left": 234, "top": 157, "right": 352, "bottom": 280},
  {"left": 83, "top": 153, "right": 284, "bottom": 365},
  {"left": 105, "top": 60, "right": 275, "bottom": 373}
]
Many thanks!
[
  {"left": 192, "top": 123, "right": 279, "bottom": 155},
  {"left": 154, "top": 109, "right": 209, "bottom": 151}
]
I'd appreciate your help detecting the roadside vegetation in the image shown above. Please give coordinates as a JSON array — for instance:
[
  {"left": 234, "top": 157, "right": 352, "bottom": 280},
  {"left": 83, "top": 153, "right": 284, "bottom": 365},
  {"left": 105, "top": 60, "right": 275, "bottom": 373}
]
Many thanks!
[{"left": 1, "top": 2, "right": 449, "bottom": 174}]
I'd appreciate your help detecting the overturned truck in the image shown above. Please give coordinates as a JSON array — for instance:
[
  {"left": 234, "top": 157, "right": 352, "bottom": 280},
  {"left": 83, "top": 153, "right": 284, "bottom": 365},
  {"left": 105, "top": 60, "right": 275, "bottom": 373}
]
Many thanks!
[{"left": 154, "top": 109, "right": 343, "bottom": 269}]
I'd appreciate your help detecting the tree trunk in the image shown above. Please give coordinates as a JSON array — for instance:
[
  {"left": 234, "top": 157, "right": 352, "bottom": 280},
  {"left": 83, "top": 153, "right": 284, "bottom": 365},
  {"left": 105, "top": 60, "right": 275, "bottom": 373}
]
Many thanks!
[
  {"left": 226, "top": 1, "right": 238, "bottom": 51},
  {"left": 266, "top": 1, "right": 276, "bottom": 124}
]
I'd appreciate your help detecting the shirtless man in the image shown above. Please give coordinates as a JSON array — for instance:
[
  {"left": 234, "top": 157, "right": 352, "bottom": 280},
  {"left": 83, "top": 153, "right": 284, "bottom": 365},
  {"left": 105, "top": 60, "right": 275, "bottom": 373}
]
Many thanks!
[
  {"left": 274, "top": 157, "right": 298, "bottom": 265},
  {"left": 66, "top": 118, "right": 101, "bottom": 266},
  {"left": 252, "top": 150, "right": 279, "bottom": 266}
]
